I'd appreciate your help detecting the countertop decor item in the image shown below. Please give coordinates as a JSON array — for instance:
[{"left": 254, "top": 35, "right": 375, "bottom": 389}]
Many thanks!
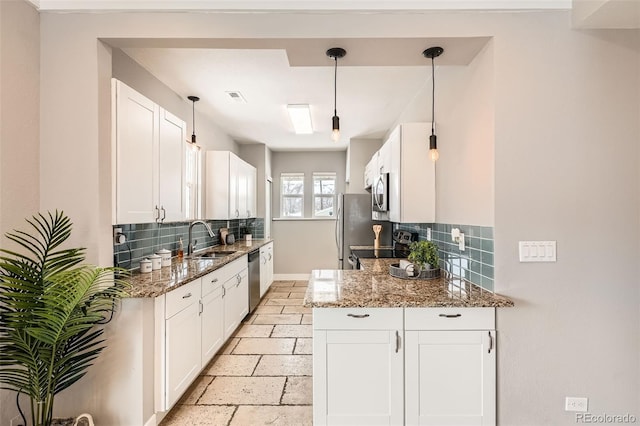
[
  {"left": 156, "top": 248, "right": 171, "bottom": 267},
  {"left": 408, "top": 240, "right": 440, "bottom": 271},
  {"left": 0, "top": 211, "right": 128, "bottom": 426},
  {"left": 373, "top": 224, "right": 382, "bottom": 249},
  {"left": 139, "top": 258, "right": 152, "bottom": 273},
  {"left": 220, "top": 227, "right": 229, "bottom": 245}
]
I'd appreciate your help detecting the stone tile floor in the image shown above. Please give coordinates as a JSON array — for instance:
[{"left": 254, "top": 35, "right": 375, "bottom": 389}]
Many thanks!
[{"left": 160, "top": 280, "right": 312, "bottom": 426}]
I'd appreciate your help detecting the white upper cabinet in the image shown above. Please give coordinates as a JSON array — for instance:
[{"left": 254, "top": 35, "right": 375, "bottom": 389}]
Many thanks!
[
  {"left": 159, "top": 109, "right": 186, "bottom": 222},
  {"left": 205, "top": 151, "right": 257, "bottom": 220},
  {"left": 387, "top": 123, "right": 435, "bottom": 224},
  {"left": 112, "top": 79, "right": 186, "bottom": 225}
]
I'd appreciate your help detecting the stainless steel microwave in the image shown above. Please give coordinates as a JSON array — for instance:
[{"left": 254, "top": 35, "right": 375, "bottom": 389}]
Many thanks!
[{"left": 372, "top": 173, "right": 389, "bottom": 212}]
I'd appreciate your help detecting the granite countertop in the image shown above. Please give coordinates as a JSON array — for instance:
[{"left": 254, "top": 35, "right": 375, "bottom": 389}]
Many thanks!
[
  {"left": 124, "top": 239, "right": 273, "bottom": 298},
  {"left": 303, "top": 258, "right": 514, "bottom": 308}
]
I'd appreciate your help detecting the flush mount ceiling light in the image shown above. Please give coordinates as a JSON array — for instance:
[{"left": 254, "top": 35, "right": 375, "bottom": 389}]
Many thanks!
[
  {"left": 326, "top": 47, "right": 346, "bottom": 142},
  {"left": 187, "top": 95, "right": 200, "bottom": 144},
  {"left": 422, "top": 46, "right": 444, "bottom": 162},
  {"left": 287, "top": 104, "right": 314, "bottom": 134}
]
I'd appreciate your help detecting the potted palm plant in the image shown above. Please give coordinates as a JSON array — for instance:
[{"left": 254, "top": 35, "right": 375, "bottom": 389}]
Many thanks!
[{"left": 0, "top": 211, "right": 128, "bottom": 426}]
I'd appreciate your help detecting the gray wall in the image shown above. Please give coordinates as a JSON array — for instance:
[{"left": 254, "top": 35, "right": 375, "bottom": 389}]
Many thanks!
[
  {"left": 23, "top": 8, "right": 640, "bottom": 425},
  {"left": 271, "top": 151, "right": 346, "bottom": 274},
  {"left": 346, "top": 137, "right": 383, "bottom": 194},
  {"left": 0, "top": 1, "right": 40, "bottom": 424}
]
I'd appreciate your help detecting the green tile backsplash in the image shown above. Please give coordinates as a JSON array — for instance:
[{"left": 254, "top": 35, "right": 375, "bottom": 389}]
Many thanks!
[
  {"left": 114, "top": 218, "right": 264, "bottom": 271},
  {"left": 393, "top": 222, "right": 495, "bottom": 292}
]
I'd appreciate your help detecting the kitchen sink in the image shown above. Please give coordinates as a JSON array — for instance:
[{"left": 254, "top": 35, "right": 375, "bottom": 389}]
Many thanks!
[{"left": 195, "top": 250, "right": 237, "bottom": 258}]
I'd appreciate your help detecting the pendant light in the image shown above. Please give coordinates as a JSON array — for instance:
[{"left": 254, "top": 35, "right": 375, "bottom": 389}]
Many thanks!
[
  {"left": 422, "top": 46, "right": 444, "bottom": 162},
  {"left": 187, "top": 95, "right": 200, "bottom": 144},
  {"left": 326, "top": 47, "right": 346, "bottom": 142}
]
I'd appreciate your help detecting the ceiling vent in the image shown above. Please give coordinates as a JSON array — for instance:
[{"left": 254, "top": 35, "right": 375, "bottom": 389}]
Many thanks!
[{"left": 225, "top": 91, "right": 247, "bottom": 103}]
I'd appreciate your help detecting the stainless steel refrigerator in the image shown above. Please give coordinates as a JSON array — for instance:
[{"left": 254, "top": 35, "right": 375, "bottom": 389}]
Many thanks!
[{"left": 335, "top": 193, "right": 392, "bottom": 269}]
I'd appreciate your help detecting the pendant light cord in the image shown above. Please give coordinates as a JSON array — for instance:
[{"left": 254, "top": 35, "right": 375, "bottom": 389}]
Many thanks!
[
  {"left": 431, "top": 56, "right": 435, "bottom": 136},
  {"left": 192, "top": 100, "right": 196, "bottom": 139},
  {"left": 333, "top": 56, "right": 338, "bottom": 116}
]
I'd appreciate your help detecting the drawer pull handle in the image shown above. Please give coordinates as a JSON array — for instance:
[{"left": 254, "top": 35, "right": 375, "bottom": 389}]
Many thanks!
[
  {"left": 395, "top": 330, "right": 401, "bottom": 353},
  {"left": 211, "top": 278, "right": 218, "bottom": 283},
  {"left": 439, "top": 313, "right": 461, "bottom": 318},
  {"left": 488, "top": 331, "right": 493, "bottom": 354},
  {"left": 347, "top": 314, "right": 370, "bottom": 319},
  {"left": 182, "top": 293, "right": 192, "bottom": 299}
]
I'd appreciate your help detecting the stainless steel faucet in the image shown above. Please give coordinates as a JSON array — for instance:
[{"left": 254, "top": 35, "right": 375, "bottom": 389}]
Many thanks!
[{"left": 187, "top": 220, "right": 215, "bottom": 256}]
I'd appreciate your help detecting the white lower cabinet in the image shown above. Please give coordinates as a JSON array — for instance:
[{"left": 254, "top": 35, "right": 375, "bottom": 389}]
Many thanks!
[
  {"left": 159, "top": 255, "right": 249, "bottom": 412},
  {"left": 165, "top": 280, "right": 201, "bottom": 408},
  {"left": 223, "top": 266, "right": 249, "bottom": 340},
  {"left": 259, "top": 242, "right": 274, "bottom": 297},
  {"left": 313, "top": 308, "right": 404, "bottom": 425},
  {"left": 313, "top": 307, "right": 496, "bottom": 426}
]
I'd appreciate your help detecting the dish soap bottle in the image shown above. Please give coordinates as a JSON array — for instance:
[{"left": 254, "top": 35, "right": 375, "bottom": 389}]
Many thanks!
[{"left": 177, "top": 238, "right": 184, "bottom": 260}]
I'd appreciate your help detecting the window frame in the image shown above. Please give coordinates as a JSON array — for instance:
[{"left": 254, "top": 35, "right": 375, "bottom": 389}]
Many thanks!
[
  {"left": 312, "top": 172, "right": 337, "bottom": 218},
  {"left": 280, "top": 172, "right": 305, "bottom": 218}
]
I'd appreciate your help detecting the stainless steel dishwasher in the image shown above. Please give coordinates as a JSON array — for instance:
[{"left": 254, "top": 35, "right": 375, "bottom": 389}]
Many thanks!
[{"left": 248, "top": 249, "right": 261, "bottom": 313}]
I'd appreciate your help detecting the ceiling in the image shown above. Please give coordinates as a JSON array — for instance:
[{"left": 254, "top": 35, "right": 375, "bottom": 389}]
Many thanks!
[{"left": 122, "top": 37, "right": 489, "bottom": 150}]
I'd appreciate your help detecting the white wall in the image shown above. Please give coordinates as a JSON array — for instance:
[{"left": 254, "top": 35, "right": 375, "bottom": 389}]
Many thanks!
[
  {"left": 393, "top": 40, "right": 495, "bottom": 226},
  {"left": 0, "top": 1, "right": 40, "bottom": 424},
  {"left": 239, "top": 143, "right": 268, "bottom": 217},
  {"left": 346, "top": 137, "right": 382, "bottom": 194},
  {"left": 271, "top": 151, "right": 346, "bottom": 274},
  {"left": 33, "top": 9, "right": 640, "bottom": 425}
]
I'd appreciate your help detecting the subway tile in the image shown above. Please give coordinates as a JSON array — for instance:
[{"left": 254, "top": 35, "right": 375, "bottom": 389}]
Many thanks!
[
  {"left": 481, "top": 276, "right": 494, "bottom": 292},
  {"left": 482, "top": 252, "right": 494, "bottom": 266},
  {"left": 481, "top": 226, "right": 494, "bottom": 239},
  {"left": 481, "top": 238, "right": 494, "bottom": 252},
  {"left": 481, "top": 264, "right": 494, "bottom": 279}
]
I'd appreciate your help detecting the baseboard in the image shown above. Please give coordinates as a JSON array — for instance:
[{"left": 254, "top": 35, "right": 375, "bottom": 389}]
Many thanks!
[
  {"left": 144, "top": 413, "right": 157, "bottom": 426},
  {"left": 273, "top": 273, "right": 310, "bottom": 281}
]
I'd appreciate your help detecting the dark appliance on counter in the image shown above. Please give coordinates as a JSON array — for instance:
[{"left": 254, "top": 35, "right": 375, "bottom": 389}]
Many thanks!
[
  {"left": 348, "top": 230, "right": 417, "bottom": 270},
  {"left": 336, "top": 193, "right": 392, "bottom": 269}
]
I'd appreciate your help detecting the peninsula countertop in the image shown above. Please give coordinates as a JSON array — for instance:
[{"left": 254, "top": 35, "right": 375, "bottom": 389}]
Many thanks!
[
  {"left": 303, "top": 258, "right": 514, "bottom": 308},
  {"left": 125, "top": 239, "right": 273, "bottom": 298}
]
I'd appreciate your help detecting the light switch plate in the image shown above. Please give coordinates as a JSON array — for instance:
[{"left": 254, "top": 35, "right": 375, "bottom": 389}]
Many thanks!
[{"left": 519, "top": 241, "right": 556, "bottom": 262}]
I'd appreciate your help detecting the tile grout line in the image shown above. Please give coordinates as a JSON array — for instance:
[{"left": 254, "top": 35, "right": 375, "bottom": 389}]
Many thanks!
[
  {"left": 225, "top": 405, "right": 239, "bottom": 426},
  {"left": 250, "top": 354, "right": 263, "bottom": 377}
]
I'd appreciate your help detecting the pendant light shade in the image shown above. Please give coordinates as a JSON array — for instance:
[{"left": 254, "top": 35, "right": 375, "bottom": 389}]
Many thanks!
[
  {"left": 326, "top": 47, "right": 346, "bottom": 142},
  {"left": 188, "top": 95, "right": 200, "bottom": 144},
  {"left": 422, "top": 46, "right": 443, "bottom": 162}
]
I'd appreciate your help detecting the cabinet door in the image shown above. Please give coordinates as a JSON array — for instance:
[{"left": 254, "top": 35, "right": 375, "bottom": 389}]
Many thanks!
[
  {"left": 159, "top": 108, "right": 186, "bottom": 222},
  {"left": 246, "top": 164, "right": 257, "bottom": 218},
  {"left": 114, "top": 80, "right": 159, "bottom": 224},
  {"left": 378, "top": 138, "right": 392, "bottom": 174},
  {"left": 237, "top": 160, "right": 249, "bottom": 219},
  {"left": 313, "top": 329, "right": 404, "bottom": 425},
  {"left": 223, "top": 276, "right": 239, "bottom": 340},
  {"left": 387, "top": 127, "right": 401, "bottom": 223},
  {"left": 266, "top": 243, "right": 274, "bottom": 286},
  {"left": 229, "top": 153, "right": 240, "bottom": 219},
  {"left": 405, "top": 330, "right": 496, "bottom": 426},
  {"left": 237, "top": 268, "right": 249, "bottom": 319},
  {"left": 259, "top": 247, "right": 269, "bottom": 297},
  {"left": 165, "top": 301, "right": 201, "bottom": 408},
  {"left": 201, "top": 286, "right": 224, "bottom": 365}
]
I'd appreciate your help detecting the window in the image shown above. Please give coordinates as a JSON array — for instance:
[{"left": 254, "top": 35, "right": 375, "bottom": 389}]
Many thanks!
[
  {"left": 313, "top": 172, "right": 336, "bottom": 217},
  {"left": 185, "top": 143, "right": 201, "bottom": 220},
  {"left": 281, "top": 173, "right": 304, "bottom": 217}
]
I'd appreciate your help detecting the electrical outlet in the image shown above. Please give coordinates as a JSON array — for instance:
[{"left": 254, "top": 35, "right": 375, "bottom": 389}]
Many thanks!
[
  {"left": 113, "top": 227, "right": 126, "bottom": 245},
  {"left": 427, "top": 227, "right": 432, "bottom": 241},
  {"left": 459, "top": 233, "right": 465, "bottom": 251},
  {"left": 10, "top": 415, "right": 23, "bottom": 426},
  {"left": 565, "top": 397, "right": 588, "bottom": 412}
]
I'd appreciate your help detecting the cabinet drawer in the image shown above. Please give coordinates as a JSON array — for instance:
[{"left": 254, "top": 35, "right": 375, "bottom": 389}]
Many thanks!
[
  {"left": 405, "top": 307, "right": 494, "bottom": 330},
  {"left": 313, "top": 308, "right": 403, "bottom": 330},
  {"left": 201, "top": 269, "right": 224, "bottom": 297},
  {"left": 219, "top": 255, "right": 247, "bottom": 282},
  {"left": 165, "top": 279, "right": 200, "bottom": 319}
]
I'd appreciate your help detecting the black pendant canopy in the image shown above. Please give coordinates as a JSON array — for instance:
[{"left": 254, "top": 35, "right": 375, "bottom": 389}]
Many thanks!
[
  {"left": 326, "top": 48, "right": 346, "bottom": 142},
  {"left": 188, "top": 95, "right": 200, "bottom": 144},
  {"left": 422, "top": 46, "right": 444, "bottom": 162}
]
